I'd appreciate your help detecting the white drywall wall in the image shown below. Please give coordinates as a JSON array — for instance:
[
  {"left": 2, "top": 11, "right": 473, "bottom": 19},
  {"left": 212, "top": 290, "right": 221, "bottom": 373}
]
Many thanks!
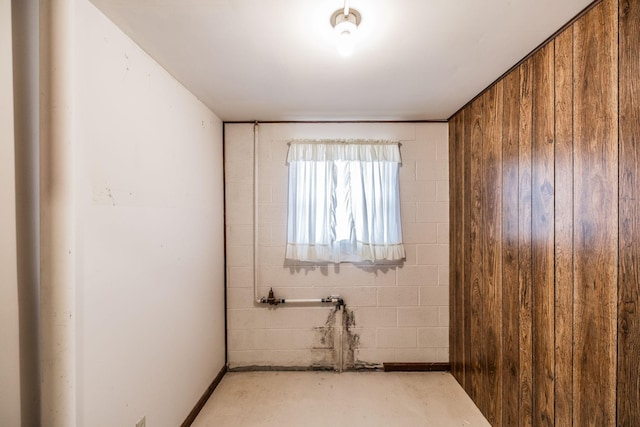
[{"left": 71, "top": 1, "right": 225, "bottom": 425}]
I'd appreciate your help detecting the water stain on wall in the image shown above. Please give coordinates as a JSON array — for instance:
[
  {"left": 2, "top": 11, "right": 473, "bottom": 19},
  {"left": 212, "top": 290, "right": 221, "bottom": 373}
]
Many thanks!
[
  {"left": 313, "top": 305, "right": 380, "bottom": 371},
  {"left": 341, "top": 306, "right": 358, "bottom": 368},
  {"left": 312, "top": 307, "right": 338, "bottom": 369},
  {"left": 316, "top": 307, "right": 337, "bottom": 348}
]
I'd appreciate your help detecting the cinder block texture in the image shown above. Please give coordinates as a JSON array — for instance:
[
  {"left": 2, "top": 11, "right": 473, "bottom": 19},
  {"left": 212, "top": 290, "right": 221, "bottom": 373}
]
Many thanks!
[{"left": 225, "top": 123, "right": 449, "bottom": 369}]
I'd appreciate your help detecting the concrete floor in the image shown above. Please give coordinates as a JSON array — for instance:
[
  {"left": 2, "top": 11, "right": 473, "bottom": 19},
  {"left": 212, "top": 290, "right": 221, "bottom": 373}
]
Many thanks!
[{"left": 192, "top": 371, "right": 490, "bottom": 427}]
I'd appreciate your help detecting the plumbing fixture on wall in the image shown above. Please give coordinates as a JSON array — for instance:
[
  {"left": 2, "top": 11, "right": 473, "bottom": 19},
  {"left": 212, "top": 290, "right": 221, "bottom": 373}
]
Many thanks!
[{"left": 259, "top": 287, "right": 345, "bottom": 307}]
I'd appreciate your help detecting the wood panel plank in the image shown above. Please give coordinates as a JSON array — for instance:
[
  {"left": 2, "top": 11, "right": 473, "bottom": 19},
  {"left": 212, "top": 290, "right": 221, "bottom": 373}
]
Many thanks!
[
  {"left": 501, "top": 68, "right": 520, "bottom": 427},
  {"left": 448, "top": 114, "right": 457, "bottom": 381},
  {"left": 456, "top": 111, "right": 467, "bottom": 392},
  {"left": 449, "top": 112, "right": 462, "bottom": 383},
  {"left": 573, "top": 0, "right": 619, "bottom": 425},
  {"left": 518, "top": 58, "right": 534, "bottom": 427},
  {"left": 482, "top": 82, "right": 504, "bottom": 426},
  {"left": 531, "top": 42, "right": 556, "bottom": 427},
  {"left": 469, "top": 95, "right": 485, "bottom": 410},
  {"left": 553, "top": 26, "right": 574, "bottom": 427},
  {"left": 618, "top": 0, "right": 640, "bottom": 424},
  {"left": 462, "top": 107, "right": 473, "bottom": 395},
  {"left": 455, "top": 114, "right": 464, "bottom": 384}
]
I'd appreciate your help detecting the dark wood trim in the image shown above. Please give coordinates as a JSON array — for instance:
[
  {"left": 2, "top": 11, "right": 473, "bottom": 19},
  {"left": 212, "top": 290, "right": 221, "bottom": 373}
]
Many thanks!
[
  {"left": 181, "top": 365, "right": 227, "bottom": 427},
  {"left": 382, "top": 363, "right": 450, "bottom": 372},
  {"left": 447, "top": 0, "right": 602, "bottom": 121},
  {"left": 223, "top": 120, "right": 447, "bottom": 124},
  {"left": 229, "top": 365, "right": 340, "bottom": 372}
]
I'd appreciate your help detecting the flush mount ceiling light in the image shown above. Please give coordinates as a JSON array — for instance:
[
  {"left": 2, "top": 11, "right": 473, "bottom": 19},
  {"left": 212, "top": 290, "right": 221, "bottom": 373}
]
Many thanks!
[{"left": 330, "top": 1, "right": 361, "bottom": 57}]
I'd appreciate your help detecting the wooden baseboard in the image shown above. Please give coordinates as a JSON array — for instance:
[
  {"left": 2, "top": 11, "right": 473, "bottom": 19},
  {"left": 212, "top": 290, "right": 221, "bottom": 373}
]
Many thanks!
[
  {"left": 181, "top": 365, "right": 227, "bottom": 427},
  {"left": 382, "top": 362, "right": 450, "bottom": 372},
  {"left": 228, "top": 365, "right": 340, "bottom": 372}
]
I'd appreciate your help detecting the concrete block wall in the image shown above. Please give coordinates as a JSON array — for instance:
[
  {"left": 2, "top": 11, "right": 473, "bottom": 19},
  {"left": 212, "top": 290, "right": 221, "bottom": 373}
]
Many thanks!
[{"left": 225, "top": 122, "right": 449, "bottom": 369}]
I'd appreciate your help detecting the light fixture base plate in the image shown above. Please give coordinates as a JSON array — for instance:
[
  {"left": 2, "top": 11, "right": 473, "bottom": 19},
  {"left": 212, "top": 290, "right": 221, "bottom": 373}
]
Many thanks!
[{"left": 330, "top": 8, "right": 362, "bottom": 28}]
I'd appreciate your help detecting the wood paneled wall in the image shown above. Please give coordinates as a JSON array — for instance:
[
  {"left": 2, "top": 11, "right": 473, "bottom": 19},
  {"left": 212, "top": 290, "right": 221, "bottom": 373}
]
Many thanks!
[{"left": 448, "top": 0, "right": 640, "bottom": 425}]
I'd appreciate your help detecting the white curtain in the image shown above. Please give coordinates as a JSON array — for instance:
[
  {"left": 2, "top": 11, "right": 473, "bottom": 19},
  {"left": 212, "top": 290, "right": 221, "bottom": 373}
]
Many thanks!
[{"left": 286, "top": 140, "right": 405, "bottom": 263}]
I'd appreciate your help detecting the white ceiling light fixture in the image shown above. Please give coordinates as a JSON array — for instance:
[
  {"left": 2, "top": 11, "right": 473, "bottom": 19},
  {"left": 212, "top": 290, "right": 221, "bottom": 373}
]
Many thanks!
[{"left": 330, "top": 1, "right": 361, "bottom": 57}]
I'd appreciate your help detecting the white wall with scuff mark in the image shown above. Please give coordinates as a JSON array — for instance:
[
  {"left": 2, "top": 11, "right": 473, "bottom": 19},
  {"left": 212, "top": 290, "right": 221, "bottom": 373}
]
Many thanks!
[
  {"left": 225, "top": 122, "right": 450, "bottom": 369},
  {"left": 71, "top": 1, "right": 225, "bottom": 425}
]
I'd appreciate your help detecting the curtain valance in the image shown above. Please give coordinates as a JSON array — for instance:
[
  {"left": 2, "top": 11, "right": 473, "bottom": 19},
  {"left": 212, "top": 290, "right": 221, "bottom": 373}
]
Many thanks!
[{"left": 287, "top": 140, "right": 401, "bottom": 163}]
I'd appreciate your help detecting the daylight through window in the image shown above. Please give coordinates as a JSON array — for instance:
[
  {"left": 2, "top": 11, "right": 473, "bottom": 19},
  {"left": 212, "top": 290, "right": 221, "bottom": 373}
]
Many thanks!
[{"left": 285, "top": 140, "right": 405, "bottom": 263}]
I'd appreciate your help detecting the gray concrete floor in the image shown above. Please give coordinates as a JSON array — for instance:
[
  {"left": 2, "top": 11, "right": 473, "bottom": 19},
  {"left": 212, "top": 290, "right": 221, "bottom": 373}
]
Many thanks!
[{"left": 192, "top": 371, "right": 490, "bottom": 427}]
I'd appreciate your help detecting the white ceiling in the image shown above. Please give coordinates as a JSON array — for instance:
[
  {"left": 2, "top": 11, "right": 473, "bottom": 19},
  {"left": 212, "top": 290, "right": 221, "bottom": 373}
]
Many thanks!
[{"left": 89, "top": 0, "right": 593, "bottom": 121}]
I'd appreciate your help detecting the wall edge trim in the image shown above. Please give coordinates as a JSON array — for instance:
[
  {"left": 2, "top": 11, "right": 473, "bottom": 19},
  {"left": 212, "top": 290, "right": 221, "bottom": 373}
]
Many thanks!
[
  {"left": 383, "top": 363, "right": 451, "bottom": 372},
  {"left": 181, "top": 365, "right": 228, "bottom": 427}
]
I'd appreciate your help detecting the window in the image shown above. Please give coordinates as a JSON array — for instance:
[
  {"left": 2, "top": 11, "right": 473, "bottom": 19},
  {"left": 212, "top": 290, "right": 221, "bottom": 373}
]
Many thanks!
[{"left": 285, "top": 140, "right": 405, "bottom": 263}]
